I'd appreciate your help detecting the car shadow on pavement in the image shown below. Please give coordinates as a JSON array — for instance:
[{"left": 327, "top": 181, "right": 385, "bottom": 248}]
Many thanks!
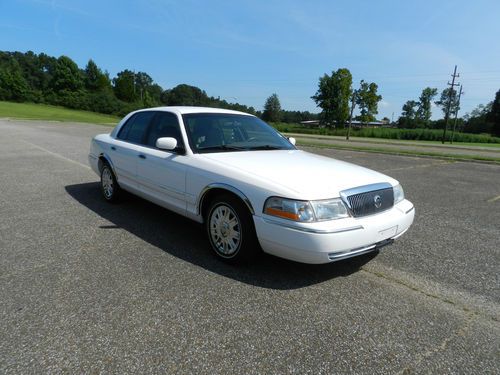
[{"left": 65, "top": 182, "right": 377, "bottom": 290}]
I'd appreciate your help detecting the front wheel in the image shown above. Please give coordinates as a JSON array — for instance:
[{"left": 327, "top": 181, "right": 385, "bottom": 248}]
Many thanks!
[
  {"left": 206, "top": 194, "right": 259, "bottom": 263},
  {"left": 100, "top": 163, "right": 120, "bottom": 202}
]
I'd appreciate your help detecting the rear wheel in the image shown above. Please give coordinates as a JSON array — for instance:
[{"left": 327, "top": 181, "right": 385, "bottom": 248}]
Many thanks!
[
  {"left": 206, "top": 194, "right": 259, "bottom": 263},
  {"left": 100, "top": 163, "right": 120, "bottom": 202}
]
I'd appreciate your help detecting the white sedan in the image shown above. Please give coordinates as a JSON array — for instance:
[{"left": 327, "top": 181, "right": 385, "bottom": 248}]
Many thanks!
[{"left": 88, "top": 106, "right": 415, "bottom": 264}]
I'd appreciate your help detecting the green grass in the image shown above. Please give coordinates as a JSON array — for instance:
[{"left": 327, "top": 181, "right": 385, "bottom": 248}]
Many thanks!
[
  {"left": 297, "top": 140, "right": 500, "bottom": 164},
  {"left": 421, "top": 141, "right": 500, "bottom": 148},
  {"left": 273, "top": 122, "right": 500, "bottom": 144},
  {"left": 286, "top": 133, "right": 500, "bottom": 149},
  {"left": 0, "top": 101, "right": 119, "bottom": 124}
]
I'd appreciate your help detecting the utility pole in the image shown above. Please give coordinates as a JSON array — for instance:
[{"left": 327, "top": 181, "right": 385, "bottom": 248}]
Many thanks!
[
  {"left": 450, "top": 85, "right": 464, "bottom": 144},
  {"left": 441, "top": 65, "right": 460, "bottom": 144}
]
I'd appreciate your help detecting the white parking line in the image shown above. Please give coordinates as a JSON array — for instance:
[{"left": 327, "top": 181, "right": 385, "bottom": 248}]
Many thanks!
[
  {"left": 382, "top": 161, "right": 454, "bottom": 172},
  {"left": 21, "top": 140, "right": 91, "bottom": 170},
  {"left": 487, "top": 195, "right": 500, "bottom": 203}
]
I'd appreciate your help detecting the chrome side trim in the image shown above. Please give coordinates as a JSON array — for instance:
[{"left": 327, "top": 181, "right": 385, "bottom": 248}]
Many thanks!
[
  {"left": 262, "top": 217, "right": 363, "bottom": 234},
  {"left": 197, "top": 183, "right": 255, "bottom": 215},
  {"left": 339, "top": 182, "right": 393, "bottom": 210},
  {"left": 139, "top": 176, "right": 186, "bottom": 198}
]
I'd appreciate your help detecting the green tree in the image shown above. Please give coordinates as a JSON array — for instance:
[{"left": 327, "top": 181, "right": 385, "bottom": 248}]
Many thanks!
[
  {"left": 402, "top": 100, "right": 418, "bottom": 118},
  {"left": 11, "top": 50, "right": 46, "bottom": 101},
  {"left": 311, "top": 68, "right": 352, "bottom": 127},
  {"left": 113, "top": 70, "right": 137, "bottom": 102},
  {"left": 488, "top": 89, "right": 500, "bottom": 136},
  {"left": 87, "top": 90, "right": 121, "bottom": 114},
  {"left": 134, "top": 71, "right": 153, "bottom": 103},
  {"left": 0, "top": 54, "right": 30, "bottom": 101},
  {"left": 147, "top": 83, "right": 163, "bottom": 104},
  {"left": 281, "top": 110, "right": 318, "bottom": 123},
  {"left": 84, "top": 59, "right": 111, "bottom": 92},
  {"left": 398, "top": 100, "right": 418, "bottom": 128},
  {"left": 262, "top": 93, "right": 282, "bottom": 122},
  {"left": 462, "top": 103, "right": 492, "bottom": 134},
  {"left": 435, "top": 88, "right": 460, "bottom": 117},
  {"left": 51, "top": 55, "right": 84, "bottom": 92},
  {"left": 416, "top": 87, "right": 438, "bottom": 126},
  {"left": 38, "top": 52, "right": 58, "bottom": 96},
  {"left": 355, "top": 80, "right": 382, "bottom": 123},
  {"left": 161, "top": 84, "right": 210, "bottom": 106}
]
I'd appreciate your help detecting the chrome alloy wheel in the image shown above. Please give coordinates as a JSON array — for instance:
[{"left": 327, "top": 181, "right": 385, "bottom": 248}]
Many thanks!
[
  {"left": 101, "top": 167, "right": 114, "bottom": 199},
  {"left": 209, "top": 204, "right": 241, "bottom": 257}
]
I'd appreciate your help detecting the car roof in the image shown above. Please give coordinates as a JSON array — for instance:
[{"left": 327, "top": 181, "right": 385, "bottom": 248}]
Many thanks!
[
  {"left": 109, "top": 106, "right": 255, "bottom": 139},
  {"left": 137, "top": 106, "right": 253, "bottom": 116}
]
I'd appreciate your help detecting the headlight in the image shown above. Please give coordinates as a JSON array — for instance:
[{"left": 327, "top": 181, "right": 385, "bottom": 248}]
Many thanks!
[
  {"left": 264, "top": 197, "right": 315, "bottom": 222},
  {"left": 310, "top": 199, "right": 349, "bottom": 221},
  {"left": 393, "top": 184, "right": 405, "bottom": 204},
  {"left": 264, "top": 197, "right": 349, "bottom": 222}
]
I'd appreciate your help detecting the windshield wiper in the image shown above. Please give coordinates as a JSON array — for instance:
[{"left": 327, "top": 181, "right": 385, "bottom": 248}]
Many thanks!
[
  {"left": 198, "top": 145, "right": 247, "bottom": 152},
  {"left": 246, "top": 145, "right": 283, "bottom": 150}
]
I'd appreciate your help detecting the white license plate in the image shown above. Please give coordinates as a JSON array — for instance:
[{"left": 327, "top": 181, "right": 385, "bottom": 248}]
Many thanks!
[{"left": 379, "top": 225, "right": 398, "bottom": 239}]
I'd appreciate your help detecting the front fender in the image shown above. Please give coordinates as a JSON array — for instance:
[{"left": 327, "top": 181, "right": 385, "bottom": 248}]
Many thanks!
[{"left": 197, "top": 183, "right": 255, "bottom": 216}]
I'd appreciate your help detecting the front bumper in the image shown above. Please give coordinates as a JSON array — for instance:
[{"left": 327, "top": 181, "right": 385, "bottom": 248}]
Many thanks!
[{"left": 253, "top": 199, "right": 415, "bottom": 264}]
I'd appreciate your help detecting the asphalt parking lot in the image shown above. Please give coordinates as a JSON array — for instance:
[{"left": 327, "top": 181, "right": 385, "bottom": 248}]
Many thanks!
[{"left": 1, "top": 119, "right": 499, "bottom": 374}]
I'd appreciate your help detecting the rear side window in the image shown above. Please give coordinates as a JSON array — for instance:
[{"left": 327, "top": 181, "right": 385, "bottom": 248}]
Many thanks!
[{"left": 117, "top": 112, "right": 156, "bottom": 144}]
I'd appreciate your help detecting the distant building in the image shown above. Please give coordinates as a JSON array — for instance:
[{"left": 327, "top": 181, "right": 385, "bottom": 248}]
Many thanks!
[{"left": 299, "top": 120, "right": 391, "bottom": 128}]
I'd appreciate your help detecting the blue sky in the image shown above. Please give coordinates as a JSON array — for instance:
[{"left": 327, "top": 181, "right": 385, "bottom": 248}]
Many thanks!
[{"left": 1, "top": 0, "right": 500, "bottom": 119}]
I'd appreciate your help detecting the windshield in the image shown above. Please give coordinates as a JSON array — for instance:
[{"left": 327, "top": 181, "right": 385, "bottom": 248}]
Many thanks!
[{"left": 182, "top": 113, "right": 296, "bottom": 153}]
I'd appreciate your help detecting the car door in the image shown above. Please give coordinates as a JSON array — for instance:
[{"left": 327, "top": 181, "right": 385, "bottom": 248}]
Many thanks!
[
  {"left": 109, "top": 111, "right": 156, "bottom": 190},
  {"left": 136, "top": 111, "right": 187, "bottom": 215}
]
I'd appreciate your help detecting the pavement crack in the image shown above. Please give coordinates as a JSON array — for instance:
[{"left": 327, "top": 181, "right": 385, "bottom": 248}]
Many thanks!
[
  {"left": 398, "top": 312, "right": 476, "bottom": 374},
  {"left": 360, "top": 266, "right": 498, "bottom": 323}
]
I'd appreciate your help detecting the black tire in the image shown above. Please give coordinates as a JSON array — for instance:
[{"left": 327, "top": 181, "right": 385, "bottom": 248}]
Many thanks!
[
  {"left": 100, "top": 163, "right": 120, "bottom": 203},
  {"left": 206, "top": 193, "right": 259, "bottom": 264}
]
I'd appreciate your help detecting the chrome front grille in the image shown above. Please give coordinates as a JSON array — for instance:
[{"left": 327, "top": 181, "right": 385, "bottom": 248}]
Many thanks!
[{"left": 340, "top": 183, "right": 394, "bottom": 218}]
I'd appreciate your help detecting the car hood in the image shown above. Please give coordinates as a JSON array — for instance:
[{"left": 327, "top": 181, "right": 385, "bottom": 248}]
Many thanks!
[{"left": 201, "top": 149, "right": 397, "bottom": 199}]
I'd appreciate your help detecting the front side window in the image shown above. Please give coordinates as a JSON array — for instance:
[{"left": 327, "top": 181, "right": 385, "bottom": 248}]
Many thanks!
[
  {"left": 182, "top": 113, "right": 295, "bottom": 153},
  {"left": 146, "top": 112, "right": 184, "bottom": 150},
  {"left": 117, "top": 111, "right": 156, "bottom": 144}
]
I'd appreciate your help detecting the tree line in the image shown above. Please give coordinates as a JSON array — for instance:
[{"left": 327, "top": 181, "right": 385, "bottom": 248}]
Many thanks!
[
  {"left": 295, "top": 66, "right": 498, "bottom": 137},
  {"left": 0, "top": 50, "right": 260, "bottom": 117},
  {"left": 0, "top": 50, "right": 318, "bottom": 123},
  {"left": 398, "top": 86, "right": 500, "bottom": 136},
  {"left": 262, "top": 68, "right": 383, "bottom": 127},
  {"left": 1, "top": 50, "right": 498, "bottom": 136}
]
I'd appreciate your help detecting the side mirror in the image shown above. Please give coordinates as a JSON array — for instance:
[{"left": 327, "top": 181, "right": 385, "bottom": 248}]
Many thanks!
[
  {"left": 288, "top": 137, "right": 296, "bottom": 146},
  {"left": 156, "top": 137, "right": 178, "bottom": 151}
]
